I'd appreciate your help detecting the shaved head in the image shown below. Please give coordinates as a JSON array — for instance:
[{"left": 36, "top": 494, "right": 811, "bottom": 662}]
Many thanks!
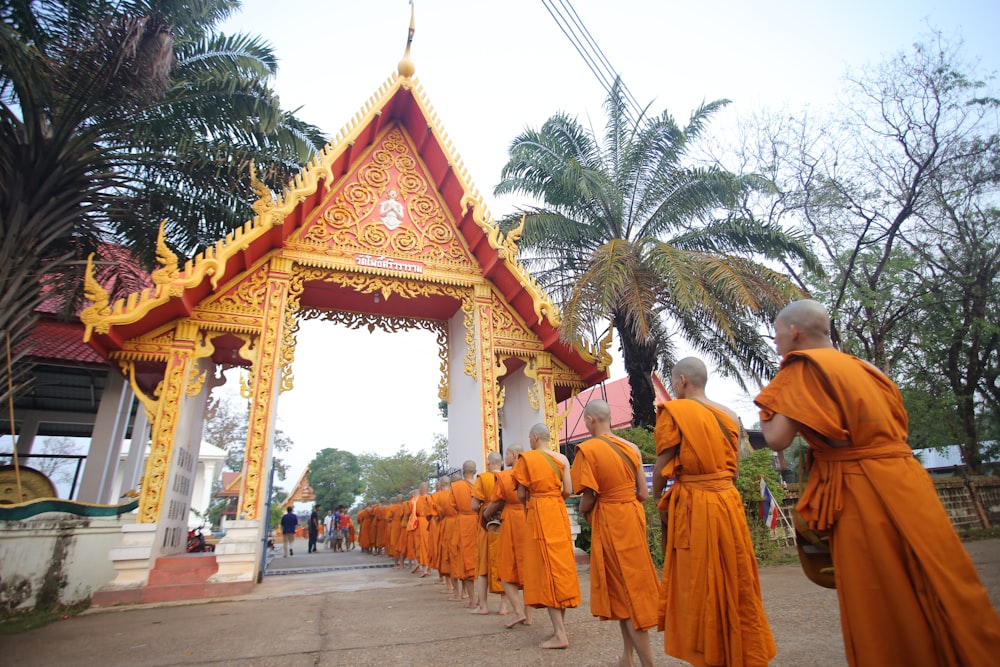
[
  {"left": 487, "top": 452, "right": 503, "bottom": 469},
  {"left": 584, "top": 399, "right": 611, "bottom": 424},
  {"left": 672, "top": 357, "right": 708, "bottom": 389},
  {"left": 529, "top": 423, "right": 550, "bottom": 441},
  {"left": 437, "top": 476, "right": 451, "bottom": 489},
  {"left": 462, "top": 459, "right": 477, "bottom": 475},
  {"left": 777, "top": 299, "right": 830, "bottom": 338}
]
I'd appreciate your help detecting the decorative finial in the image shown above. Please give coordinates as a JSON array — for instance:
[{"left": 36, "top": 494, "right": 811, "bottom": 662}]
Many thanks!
[{"left": 397, "top": 1, "right": 416, "bottom": 78}]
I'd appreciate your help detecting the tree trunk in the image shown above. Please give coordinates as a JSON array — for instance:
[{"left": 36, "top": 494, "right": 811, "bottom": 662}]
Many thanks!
[{"left": 613, "top": 313, "right": 657, "bottom": 429}]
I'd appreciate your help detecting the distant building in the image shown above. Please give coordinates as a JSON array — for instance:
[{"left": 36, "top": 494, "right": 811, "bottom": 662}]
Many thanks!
[{"left": 914, "top": 444, "right": 998, "bottom": 476}]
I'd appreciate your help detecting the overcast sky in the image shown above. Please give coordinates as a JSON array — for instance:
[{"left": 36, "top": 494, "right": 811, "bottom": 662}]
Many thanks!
[{"left": 206, "top": 0, "right": 1000, "bottom": 490}]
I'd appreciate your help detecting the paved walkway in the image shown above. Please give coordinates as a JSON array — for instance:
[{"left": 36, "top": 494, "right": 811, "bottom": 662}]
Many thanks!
[{"left": 2, "top": 538, "right": 998, "bottom": 666}]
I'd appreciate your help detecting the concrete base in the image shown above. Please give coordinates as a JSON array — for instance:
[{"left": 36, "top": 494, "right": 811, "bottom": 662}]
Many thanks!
[
  {"left": 207, "top": 519, "right": 263, "bottom": 584},
  {"left": 91, "top": 552, "right": 253, "bottom": 607}
]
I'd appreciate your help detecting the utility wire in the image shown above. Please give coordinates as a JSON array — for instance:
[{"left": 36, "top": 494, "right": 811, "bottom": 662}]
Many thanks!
[
  {"left": 540, "top": 0, "right": 646, "bottom": 123},
  {"left": 556, "top": 0, "right": 646, "bottom": 117}
]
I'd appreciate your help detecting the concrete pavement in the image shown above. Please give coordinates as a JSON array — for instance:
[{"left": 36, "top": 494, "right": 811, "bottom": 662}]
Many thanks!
[{"left": 1, "top": 538, "right": 998, "bottom": 666}]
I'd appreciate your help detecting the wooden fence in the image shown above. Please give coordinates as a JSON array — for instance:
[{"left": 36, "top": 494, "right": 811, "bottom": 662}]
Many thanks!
[{"left": 780, "top": 476, "right": 1000, "bottom": 531}]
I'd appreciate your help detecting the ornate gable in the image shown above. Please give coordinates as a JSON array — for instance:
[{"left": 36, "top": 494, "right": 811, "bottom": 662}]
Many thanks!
[{"left": 291, "top": 126, "right": 479, "bottom": 279}]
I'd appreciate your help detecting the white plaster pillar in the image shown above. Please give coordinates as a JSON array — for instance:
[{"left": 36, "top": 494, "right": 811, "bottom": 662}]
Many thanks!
[
  {"left": 446, "top": 307, "right": 482, "bottom": 470},
  {"left": 14, "top": 413, "right": 40, "bottom": 456},
  {"left": 117, "top": 407, "right": 149, "bottom": 499},
  {"left": 78, "top": 372, "right": 134, "bottom": 504}
]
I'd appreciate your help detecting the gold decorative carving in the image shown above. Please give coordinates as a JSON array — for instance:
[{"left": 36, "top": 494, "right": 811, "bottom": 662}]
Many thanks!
[
  {"left": 474, "top": 284, "right": 500, "bottom": 456},
  {"left": 241, "top": 260, "right": 291, "bottom": 520},
  {"left": 239, "top": 371, "right": 253, "bottom": 399},
  {"left": 523, "top": 357, "right": 541, "bottom": 411},
  {"left": 151, "top": 220, "right": 181, "bottom": 296},
  {"left": 212, "top": 264, "right": 270, "bottom": 313},
  {"left": 299, "top": 127, "right": 475, "bottom": 270},
  {"left": 80, "top": 254, "right": 111, "bottom": 340},
  {"left": 137, "top": 342, "right": 193, "bottom": 523},
  {"left": 119, "top": 360, "right": 159, "bottom": 424},
  {"left": 250, "top": 160, "right": 276, "bottom": 218}
]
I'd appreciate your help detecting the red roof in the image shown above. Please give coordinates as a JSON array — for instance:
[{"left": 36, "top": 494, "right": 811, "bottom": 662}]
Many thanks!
[
  {"left": 26, "top": 320, "right": 105, "bottom": 364},
  {"left": 557, "top": 374, "right": 672, "bottom": 444}
]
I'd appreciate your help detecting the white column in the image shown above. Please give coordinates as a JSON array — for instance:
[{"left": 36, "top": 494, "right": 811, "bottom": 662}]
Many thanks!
[
  {"left": 78, "top": 372, "right": 134, "bottom": 504},
  {"left": 116, "top": 407, "right": 149, "bottom": 499},
  {"left": 446, "top": 309, "right": 482, "bottom": 470},
  {"left": 14, "top": 413, "right": 40, "bottom": 456}
]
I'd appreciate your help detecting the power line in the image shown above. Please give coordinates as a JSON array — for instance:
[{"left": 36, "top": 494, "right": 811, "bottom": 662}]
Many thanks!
[{"left": 539, "top": 0, "right": 646, "bottom": 123}]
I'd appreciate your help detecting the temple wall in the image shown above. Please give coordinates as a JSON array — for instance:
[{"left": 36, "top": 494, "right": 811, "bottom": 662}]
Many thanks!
[{"left": 0, "top": 513, "right": 128, "bottom": 617}]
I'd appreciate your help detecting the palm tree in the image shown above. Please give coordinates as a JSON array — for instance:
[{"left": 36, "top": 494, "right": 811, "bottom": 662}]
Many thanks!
[
  {"left": 495, "top": 80, "right": 817, "bottom": 428},
  {"left": 0, "top": 0, "right": 326, "bottom": 403}
]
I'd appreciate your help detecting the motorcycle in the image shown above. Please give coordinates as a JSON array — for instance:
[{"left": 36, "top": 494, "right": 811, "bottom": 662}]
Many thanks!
[{"left": 186, "top": 523, "right": 214, "bottom": 553}]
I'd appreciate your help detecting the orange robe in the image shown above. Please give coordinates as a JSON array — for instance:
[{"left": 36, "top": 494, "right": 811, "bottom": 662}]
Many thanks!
[
  {"left": 436, "top": 489, "right": 457, "bottom": 576},
  {"left": 491, "top": 469, "right": 528, "bottom": 587},
  {"left": 385, "top": 503, "right": 399, "bottom": 558},
  {"left": 755, "top": 348, "right": 1000, "bottom": 667},
  {"left": 571, "top": 435, "right": 659, "bottom": 630},
  {"left": 373, "top": 504, "right": 387, "bottom": 551},
  {"left": 347, "top": 517, "right": 356, "bottom": 545},
  {"left": 449, "top": 479, "right": 479, "bottom": 580},
  {"left": 397, "top": 499, "right": 411, "bottom": 558},
  {"left": 472, "top": 471, "right": 503, "bottom": 593},
  {"left": 426, "top": 491, "right": 441, "bottom": 570},
  {"left": 655, "top": 399, "right": 775, "bottom": 666},
  {"left": 357, "top": 508, "right": 371, "bottom": 549},
  {"left": 512, "top": 450, "right": 580, "bottom": 610}
]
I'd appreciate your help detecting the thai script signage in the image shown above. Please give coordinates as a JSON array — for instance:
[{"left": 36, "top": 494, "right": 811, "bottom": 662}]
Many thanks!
[{"left": 355, "top": 254, "right": 425, "bottom": 274}]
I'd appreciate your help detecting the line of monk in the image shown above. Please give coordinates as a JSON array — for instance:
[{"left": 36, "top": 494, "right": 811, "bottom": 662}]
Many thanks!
[{"left": 349, "top": 300, "right": 999, "bottom": 664}]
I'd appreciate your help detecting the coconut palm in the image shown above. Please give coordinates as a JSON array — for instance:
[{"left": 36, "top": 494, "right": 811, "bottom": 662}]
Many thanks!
[
  {"left": 0, "top": 0, "right": 326, "bottom": 403},
  {"left": 495, "top": 80, "right": 817, "bottom": 428}
]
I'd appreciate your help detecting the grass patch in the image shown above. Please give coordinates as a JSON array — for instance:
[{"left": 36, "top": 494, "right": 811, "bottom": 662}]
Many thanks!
[{"left": 0, "top": 601, "right": 89, "bottom": 634}]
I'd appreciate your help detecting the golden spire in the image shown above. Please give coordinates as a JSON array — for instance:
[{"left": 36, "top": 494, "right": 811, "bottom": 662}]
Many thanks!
[{"left": 397, "top": 1, "right": 416, "bottom": 78}]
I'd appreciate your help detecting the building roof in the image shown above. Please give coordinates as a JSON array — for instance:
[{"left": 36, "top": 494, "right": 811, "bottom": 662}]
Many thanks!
[
  {"left": 557, "top": 374, "right": 672, "bottom": 444},
  {"left": 80, "top": 48, "right": 609, "bottom": 398}
]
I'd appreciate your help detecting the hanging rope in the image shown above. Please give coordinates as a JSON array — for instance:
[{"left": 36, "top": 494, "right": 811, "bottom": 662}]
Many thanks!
[{"left": 5, "top": 331, "right": 23, "bottom": 502}]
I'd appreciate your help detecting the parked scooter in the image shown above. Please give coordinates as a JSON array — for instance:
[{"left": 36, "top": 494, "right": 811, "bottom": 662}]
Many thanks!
[{"left": 186, "top": 523, "right": 214, "bottom": 552}]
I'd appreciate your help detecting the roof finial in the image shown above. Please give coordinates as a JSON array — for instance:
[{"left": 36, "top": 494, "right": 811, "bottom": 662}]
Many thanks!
[{"left": 397, "top": 1, "right": 416, "bottom": 78}]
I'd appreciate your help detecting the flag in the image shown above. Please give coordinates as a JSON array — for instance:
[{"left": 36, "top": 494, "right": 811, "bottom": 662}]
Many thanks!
[{"left": 759, "top": 476, "right": 780, "bottom": 529}]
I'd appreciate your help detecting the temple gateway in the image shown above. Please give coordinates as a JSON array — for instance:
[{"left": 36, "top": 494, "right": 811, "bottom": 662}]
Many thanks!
[{"left": 80, "top": 31, "right": 609, "bottom": 599}]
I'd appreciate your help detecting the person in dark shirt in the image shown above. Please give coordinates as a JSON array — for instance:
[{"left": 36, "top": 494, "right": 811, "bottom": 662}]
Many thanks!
[
  {"left": 280, "top": 506, "right": 298, "bottom": 557},
  {"left": 308, "top": 505, "right": 321, "bottom": 553}
]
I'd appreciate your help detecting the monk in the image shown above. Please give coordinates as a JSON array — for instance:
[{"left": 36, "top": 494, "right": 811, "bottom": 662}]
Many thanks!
[
  {"left": 514, "top": 423, "right": 579, "bottom": 650},
  {"left": 573, "top": 399, "right": 659, "bottom": 667},
  {"left": 485, "top": 445, "right": 533, "bottom": 629},
  {"left": 385, "top": 496, "right": 400, "bottom": 566},
  {"left": 416, "top": 482, "right": 435, "bottom": 576},
  {"left": 655, "top": 357, "right": 776, "bottom": 666},
  {"left": 755, "top": 299, "right": 1000, "bottom": 667},
  {"left": 469, "top": 452, "right": 504, "bottom": 614},
  {"left": 346, "top": 512, "right": 356, "bottom": 550},
  {"left": 373, "top": 498, "right": 387, "bottom": 556},
  {"left": 396, "top": 493, "right": 412, "bottom": 567},
  {"left": 450, "top": 463, "right": 480, "bottom": 605},
  {"left": 435, "top": 476, "right": 457, "bottom": 592},
  {"left": 356, "top": 503, "right": 370, "bottom": 552},
  {"left": 426, "top": 481, "right": 442, "bottom": 576}
]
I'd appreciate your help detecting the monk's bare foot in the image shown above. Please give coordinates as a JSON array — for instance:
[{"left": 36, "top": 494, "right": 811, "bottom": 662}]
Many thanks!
[
  {"left": 447, "top": 596, "right": 462, "bottom": 602},
  {"left": 539, "top": 636, "right": 569, "bottom": 649},
  {"left": 468, "top": 608, "right": 489, "bottom": 615},
  {"left": 420, "top": 571, "right": 430, "bottom": 578},
  {"left": 612, "top": 656, "right": 633, "bottom": 667},
  {"left": 410, "top": 566, "right": 420, "bottom": 574},
  {"left": 504, "top": 615, "right": 527, "bottom": 629},
  {"left": 464, "top": 601, "right": 476, "bottom": 609}
]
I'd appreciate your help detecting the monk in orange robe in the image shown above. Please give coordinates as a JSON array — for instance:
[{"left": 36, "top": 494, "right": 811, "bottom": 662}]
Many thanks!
[
  {"left": 385, "top": 496, "right": 400, "bottom": 564},
  {"left": 484, "top": 445, "right": 533, "bottom": 629},
  {"left": 356, "top": 505, "right": 370, "bottom": 552},
  {"left": 426, "top": 483, "right": 442, "bottom": 575},
  {"left": 396, "top": 495, "right": 411, "bottom": 566},
  {"left": 470, "top": 452, "right": 504, "bottom": 614},
  {"left": 756, "top": 299, "right": 1000, "bottom": 667},
  {"left": 450, "top": 463, "right": 480, "bottom": 605},
  {"left": 435, "top": 477, "right": 457, "bottom": 591},
  {"left": 412, "top": 482, "right": 433, "bottom": 576},
  {"left": 656, "top": 357, "right": 776, "bottom": 667},
  {"left": 513, "top": 423, "right": 579, "bottom": 650},
  {"left": 373, "top": 499, "right": 387, "bottom": 555},
  {"left": 573, "top": 399, "right": 660, "bottom": 667},
  {"left": 346, "top": 514, "right": 356, "bottom": 550}
]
